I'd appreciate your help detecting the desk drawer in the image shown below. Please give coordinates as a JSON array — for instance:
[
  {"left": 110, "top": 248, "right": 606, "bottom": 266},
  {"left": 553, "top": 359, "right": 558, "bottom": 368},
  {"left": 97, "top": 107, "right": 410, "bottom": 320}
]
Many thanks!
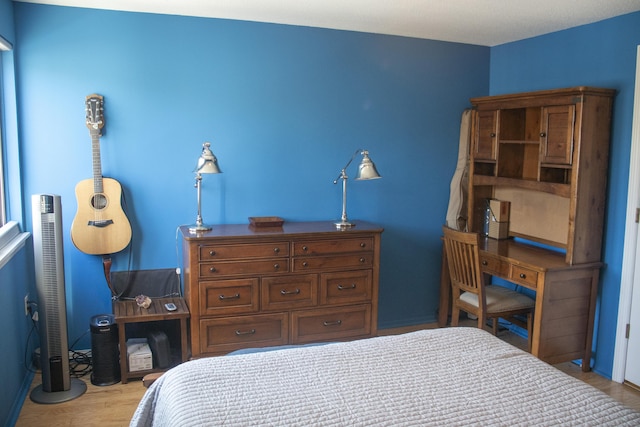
[
  {"left": 199, "top": 242, "right": 289, "bottom": 260},
  {"left": 199, "top": 278, "right": 259, "bottom": 316},
  {"left": 509, "top": 265, "right": 539, "bottom": 288},
  {"left": 261, "top": 274, "right": 318, "bottom": 311},
  {"left": 293, "top": 238, "right": 374, "bottom": 256},
  {"left": 200, "top": 313, "right": 288, "bottom": 354},
  {"left": 320, "top": 270, "right": 372, "bottom": 305},
  {"left": 480, "top": 254, "right": 506, "bottom": 276},
  {"left": 200, "top": 259, "right": 289, "bottom": 277},
  {"left": 291, "top": 304, "right": 371, "bottom": 344},
  {"left": 293, "top": 254, "right": 372, "bottom": 272}
]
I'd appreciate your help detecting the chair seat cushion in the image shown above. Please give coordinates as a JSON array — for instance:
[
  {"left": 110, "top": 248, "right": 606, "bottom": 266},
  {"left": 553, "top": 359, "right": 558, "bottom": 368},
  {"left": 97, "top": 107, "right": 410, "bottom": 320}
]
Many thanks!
[{"left": 460, "top": 285, "right": 534, "bottom": 313}]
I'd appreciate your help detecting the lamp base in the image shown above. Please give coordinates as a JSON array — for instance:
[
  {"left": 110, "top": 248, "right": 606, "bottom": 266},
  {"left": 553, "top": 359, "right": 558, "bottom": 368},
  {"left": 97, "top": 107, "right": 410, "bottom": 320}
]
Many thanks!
[
  {"left": 334, "top": 220, "right": 355, "bottom": 229},
  {"left": 188, "top": 224, "right": 212, "bottom": 233}
]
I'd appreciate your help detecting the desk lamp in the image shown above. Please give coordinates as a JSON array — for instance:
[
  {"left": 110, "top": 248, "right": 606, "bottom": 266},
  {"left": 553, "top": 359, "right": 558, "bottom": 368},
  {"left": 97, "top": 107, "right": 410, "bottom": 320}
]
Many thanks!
[
  {"left": 188, "top": 142, "right": 222, "bottom": 233},
  {"left": 333, "top": 149, "right": 381, "bottom": 229}
]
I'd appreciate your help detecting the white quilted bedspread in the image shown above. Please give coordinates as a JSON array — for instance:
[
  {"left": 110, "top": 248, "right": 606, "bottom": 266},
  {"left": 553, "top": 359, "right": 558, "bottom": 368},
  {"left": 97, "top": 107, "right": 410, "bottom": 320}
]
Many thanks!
[{"left": 131, "top": 327, "right": 640, "bottom": 426}]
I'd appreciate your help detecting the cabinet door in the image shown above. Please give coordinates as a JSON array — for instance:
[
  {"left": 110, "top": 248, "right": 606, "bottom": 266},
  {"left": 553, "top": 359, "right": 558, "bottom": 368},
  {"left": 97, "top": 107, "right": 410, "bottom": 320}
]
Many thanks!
[
  {"left": 474, "top": 110, "right": 498, "bottom": 160},
  {"left": 540, "top": 105, "right": 574, "bottom": 165}
]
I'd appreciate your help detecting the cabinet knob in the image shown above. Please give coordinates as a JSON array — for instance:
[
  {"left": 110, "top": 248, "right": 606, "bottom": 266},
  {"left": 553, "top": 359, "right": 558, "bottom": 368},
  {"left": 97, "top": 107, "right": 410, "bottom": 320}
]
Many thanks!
[
  {"left": 359, "top": 257, "right": 366, "bottom": 263},
  {"left": 482, "top": 260, "right": 488, "bottom": 266},
  {"left": 273, "top": 263, "right": 280, "bottom": 270},
  {"left": 519, "top": 273, "right": 526, "bottom": 279},
  {"left": 302, "top": 245, "right": 308, "bottom": 252},
  {"left": 209, "top": 250, "right": 216, "bottom": 256},
  {"left": 540, "top": 132, "right": 546, "bottom": 138},
  {"left": 209, "top": 267, "right": 217, "bottom": 273},
  {"left": 302, "top": 261, "right": 309, "bottom": 268},
  {"left": 274, "top": 247, "right": 280, "bottom": 254},
  {"left": 360, "top": 242, "right": 366, "bottom": 248},
  {"left": 490, "top": 132, "right": 496, "bottom": 137}
]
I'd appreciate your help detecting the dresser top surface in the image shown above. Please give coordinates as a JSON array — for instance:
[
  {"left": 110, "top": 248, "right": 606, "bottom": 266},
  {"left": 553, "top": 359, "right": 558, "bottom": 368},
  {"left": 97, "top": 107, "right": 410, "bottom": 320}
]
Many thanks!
[{"left": 180, "top": 220, "right": 383, "bottom": 241}]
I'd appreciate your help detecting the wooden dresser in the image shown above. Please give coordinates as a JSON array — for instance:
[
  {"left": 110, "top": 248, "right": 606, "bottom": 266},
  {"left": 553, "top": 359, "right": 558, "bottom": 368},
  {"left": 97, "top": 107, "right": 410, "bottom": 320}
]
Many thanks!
[{"left": 180, "top": 221, "right": 383, "bottom": 358}]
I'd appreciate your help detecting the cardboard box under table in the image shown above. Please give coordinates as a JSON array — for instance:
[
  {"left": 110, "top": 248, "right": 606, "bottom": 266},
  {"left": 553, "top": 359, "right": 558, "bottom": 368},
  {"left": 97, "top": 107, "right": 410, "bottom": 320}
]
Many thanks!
[{"left": 127, "top": 338, "right": 152, "bottom": 372}]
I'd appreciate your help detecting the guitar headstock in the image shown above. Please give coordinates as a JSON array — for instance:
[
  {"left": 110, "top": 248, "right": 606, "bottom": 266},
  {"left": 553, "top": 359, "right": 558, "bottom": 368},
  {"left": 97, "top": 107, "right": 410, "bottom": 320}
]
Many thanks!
[{"left": 85, "top": 94, "right": 104, "bottom": 136}]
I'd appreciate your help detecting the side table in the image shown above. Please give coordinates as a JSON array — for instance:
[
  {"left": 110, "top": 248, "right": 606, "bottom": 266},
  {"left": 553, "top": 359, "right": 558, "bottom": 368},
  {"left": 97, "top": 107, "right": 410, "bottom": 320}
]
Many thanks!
[{"left": 112, "top": 297, "right": 190, "bottom": 383}]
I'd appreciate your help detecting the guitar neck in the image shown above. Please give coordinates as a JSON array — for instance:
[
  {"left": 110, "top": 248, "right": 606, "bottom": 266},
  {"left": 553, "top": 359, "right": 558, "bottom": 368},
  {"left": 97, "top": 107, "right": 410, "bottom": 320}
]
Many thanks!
[{"left": 91, "top": 132, "right": 104, "bottom": 194}]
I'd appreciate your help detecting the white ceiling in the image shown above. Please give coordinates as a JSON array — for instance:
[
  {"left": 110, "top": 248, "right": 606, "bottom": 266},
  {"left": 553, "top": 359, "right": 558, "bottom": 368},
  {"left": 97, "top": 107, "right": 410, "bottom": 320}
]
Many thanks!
[{"left": 15, "top": 0, "right": 640, "bottom": 46}]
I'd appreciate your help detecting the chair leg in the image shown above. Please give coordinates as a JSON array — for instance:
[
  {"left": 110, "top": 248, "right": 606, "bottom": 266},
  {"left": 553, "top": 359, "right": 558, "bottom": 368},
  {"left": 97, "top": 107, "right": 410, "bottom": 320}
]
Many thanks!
[
  {"left": 451, "top": 305, "right": 460, "bottom": 326},
  {"left": 527, "top": 312, "right": 533, "bottom": 352},
  {"left": 492, "top": 318, "right": 498, "bottom": 336}
]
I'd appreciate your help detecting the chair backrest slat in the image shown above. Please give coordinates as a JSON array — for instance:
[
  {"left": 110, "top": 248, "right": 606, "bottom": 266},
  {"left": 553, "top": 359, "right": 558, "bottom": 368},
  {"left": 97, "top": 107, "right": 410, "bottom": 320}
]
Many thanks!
[{"left": 442, "top": 225, "right": 483, "bottom": 297}]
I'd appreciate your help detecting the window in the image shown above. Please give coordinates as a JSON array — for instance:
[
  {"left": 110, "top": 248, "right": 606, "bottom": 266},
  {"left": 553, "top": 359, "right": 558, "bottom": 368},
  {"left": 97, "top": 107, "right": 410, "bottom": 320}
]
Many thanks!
[
  {"left": 0, "top": 34, "right": 11, "bottom": 227},
  {"left": 0, "top": 52, "right": 6, "bottom": 227}
]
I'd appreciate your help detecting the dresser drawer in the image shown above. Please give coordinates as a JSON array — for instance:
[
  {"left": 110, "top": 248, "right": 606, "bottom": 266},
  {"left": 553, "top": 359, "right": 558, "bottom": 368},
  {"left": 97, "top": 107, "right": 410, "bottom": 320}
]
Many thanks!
[
  {"left": 200, "top": 258, "right": 289, "bottom": 277},
  {"left": 479, "top": 254, "right": 506, "bottom": 276},
  {"left": 200, "top": 313, "right": 289, "bottom": 355},
  {"left": 320, "top": 270, "right": 372, "bottom": 305},
  {"left": 293, "top": 237, "right": 374, "bottom": 256},
  {"left": 509, "top": 265, "right": 539, "bottom": 288},
  {"left": 199, "top": 242, "right": 289, "bottom": 260},
  {"left": 199, "top": 278, "right": 259, "bottom": 316},
  {"left": 291, "top": 304, "right": 371, "bottom": 344},
  {"left": 293, "top": 254, "right": 372, "bottom": 272},
  {"left": 261, "top": 274, "right": 318, "bottom": 311}
]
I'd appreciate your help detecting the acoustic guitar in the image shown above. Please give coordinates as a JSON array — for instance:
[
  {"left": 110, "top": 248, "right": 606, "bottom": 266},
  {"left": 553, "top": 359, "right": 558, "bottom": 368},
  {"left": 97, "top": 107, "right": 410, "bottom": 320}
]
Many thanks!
[{"left": 71, "top": 94, "right": 132, "bottom": 255}]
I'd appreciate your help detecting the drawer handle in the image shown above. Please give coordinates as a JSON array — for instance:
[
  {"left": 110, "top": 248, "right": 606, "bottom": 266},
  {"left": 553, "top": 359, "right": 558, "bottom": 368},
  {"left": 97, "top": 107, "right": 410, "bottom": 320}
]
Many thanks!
[
  {"left": 235, "top": 329, "right": 256, "bottom": 336},
  {"left": 219, "top": 293, "right": 240, "bottom": 301},
  {"left": 208, "top": 250, "right": 216, "bottom": 256},
  {"left": 482, "top": 260, "right": 488, "bottom": 266},
  {"left": 490, "top": 132, "right": 496, "bottom": 137},
  {"left": 337, "top": 284, "right": 356, "bottom": 290},
  {"left": 209, "top": 267, "right": 217, "bottom": 273},
  {"left": 302, "top": 261, "right": 309, "bottom": 268},
  {"left": 280, "top": 288, "right": 301, "bottom": 295},
  {"left": 302, "top": 245, "right": 308, "bottom": 252},
  {"left": 273, "top": 263, "right": 280, "bottom": 270},
  {"left": 359, "top": 257, "right": 366, "bottom": 263},
  {"left": 519, "top": 273, "right": 527, "bottom": 279},
  {"left": 274, "top": 247, "right": 280, "bottom": 254},
  {"left": 360, "top": 242, "right": 366, "bottom": 248},
  {"left": 540, "top": 132, "right": 546, "bottom": 138},
  {"left": 323, "top": 320, "right": 342, "bottom": 327}
]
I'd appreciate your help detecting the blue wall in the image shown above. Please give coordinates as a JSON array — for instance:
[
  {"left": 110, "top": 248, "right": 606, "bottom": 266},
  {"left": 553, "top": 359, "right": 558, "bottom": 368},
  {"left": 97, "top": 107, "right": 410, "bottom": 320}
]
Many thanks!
[
  {"left": 490, "top": 12, "right": 640, "bottom": 377},
  {"left": 0, "top": 243, "right": 36, "bottom": 427},
  {"left": 11, "top": 3, "right": 489, "bottom": 346}
]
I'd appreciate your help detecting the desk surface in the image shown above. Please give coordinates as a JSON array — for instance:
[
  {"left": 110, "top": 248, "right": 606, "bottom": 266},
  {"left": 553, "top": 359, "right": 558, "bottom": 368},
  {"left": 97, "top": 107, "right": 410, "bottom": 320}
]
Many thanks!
[{"left": 479, "top": 237, "right": 602, "bottom": 271}]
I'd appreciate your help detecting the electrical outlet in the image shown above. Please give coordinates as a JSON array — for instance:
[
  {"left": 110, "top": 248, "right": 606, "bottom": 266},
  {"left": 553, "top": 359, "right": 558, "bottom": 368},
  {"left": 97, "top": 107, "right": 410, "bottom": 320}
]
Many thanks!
[{"left": 24, "top": 294, "right": 29, "bottom": 316}]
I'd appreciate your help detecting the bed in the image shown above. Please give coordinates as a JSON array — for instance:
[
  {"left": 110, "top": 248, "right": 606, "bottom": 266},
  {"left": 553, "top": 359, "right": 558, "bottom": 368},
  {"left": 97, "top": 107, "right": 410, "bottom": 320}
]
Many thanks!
[{"left": 131, "top": 327, "right": 640, "bottom": 426}]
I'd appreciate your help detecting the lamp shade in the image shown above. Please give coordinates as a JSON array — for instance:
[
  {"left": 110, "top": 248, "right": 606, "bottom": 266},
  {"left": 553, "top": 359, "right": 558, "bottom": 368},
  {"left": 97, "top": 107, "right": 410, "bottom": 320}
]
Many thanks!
[
  {"left": 355, "top": 151, "right": 381, "bottom": 180},
  {"left": 194, "top": 142, "right": 222, "bottom": 175}
]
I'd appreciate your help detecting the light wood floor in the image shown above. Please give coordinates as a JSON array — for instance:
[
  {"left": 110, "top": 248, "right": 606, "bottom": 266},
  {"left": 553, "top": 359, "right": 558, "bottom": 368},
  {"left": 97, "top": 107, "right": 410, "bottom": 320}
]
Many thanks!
[{"left": 16, "top": 323, "right": 640, "bottom": 426}]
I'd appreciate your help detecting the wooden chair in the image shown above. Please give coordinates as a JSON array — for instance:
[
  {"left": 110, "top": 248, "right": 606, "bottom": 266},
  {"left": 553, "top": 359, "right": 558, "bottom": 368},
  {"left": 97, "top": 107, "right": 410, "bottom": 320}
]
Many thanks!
[{"left": 442, "top": 225, "right": 535, "bottom": 351}]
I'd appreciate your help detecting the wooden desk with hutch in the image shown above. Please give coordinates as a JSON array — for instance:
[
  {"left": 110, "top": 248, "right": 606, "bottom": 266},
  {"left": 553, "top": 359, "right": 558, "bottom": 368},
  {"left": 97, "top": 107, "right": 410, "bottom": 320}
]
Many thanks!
[
  {"left": 439, "top": 87, "right": 615, "bottom": 370},
  {"left": 180, "top": 220, "right": 383, "bottom": 358}
]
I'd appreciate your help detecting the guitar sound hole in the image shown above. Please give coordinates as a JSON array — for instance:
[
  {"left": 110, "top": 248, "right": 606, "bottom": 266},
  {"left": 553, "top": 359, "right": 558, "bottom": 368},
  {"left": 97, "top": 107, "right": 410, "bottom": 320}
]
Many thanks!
[{"left": 91, "top": 194, "right": 108, "bottom": 210}]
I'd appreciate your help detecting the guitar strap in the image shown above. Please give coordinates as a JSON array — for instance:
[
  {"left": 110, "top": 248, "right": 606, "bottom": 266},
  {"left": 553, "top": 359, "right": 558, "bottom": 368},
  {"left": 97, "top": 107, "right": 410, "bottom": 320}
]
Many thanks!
[{"left": 102, "top": 255, "right": 117, "bottom": 299}]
